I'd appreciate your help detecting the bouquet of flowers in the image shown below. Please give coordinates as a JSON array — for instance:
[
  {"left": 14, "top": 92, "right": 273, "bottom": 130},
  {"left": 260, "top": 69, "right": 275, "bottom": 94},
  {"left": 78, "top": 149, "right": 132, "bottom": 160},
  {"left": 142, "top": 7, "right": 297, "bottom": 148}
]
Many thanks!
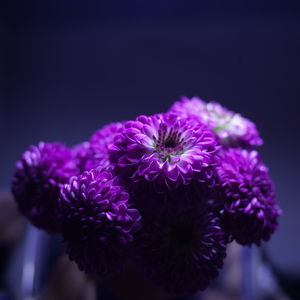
[{"left": 11, "top": 97, "right": 281, "bottom": 297}]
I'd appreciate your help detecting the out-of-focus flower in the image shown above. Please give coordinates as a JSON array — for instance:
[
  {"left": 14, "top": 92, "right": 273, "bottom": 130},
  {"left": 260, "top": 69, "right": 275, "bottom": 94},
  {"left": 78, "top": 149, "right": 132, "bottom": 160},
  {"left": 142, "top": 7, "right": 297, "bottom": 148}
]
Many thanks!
[
  {"left": 72, "top": 123, "right": 123, "bottom": 173},
  {"left": 217, "top": 148, "right": 281, "bottom": 246},
  {"left": 90, "top": 122, "right": 123, "bottom": 151},
  {"left": 109, "top": 113, "right": 220, "bottom": 191},
  {"left": 12, "top": 142, "right": 78, "bottom": 232},
  {"left": 89, "top": 122, "right": 123, "bottom": 168},
  {"left": 72, "top": 142, "right": 110, "bottom": 173},
  {"left": 170, "top": 97, "right": 263, "bottom": 148},
  {"left": 134, "top": 207, "right": 226, "bottom": 296},
  {"left": 59, "top": 168, "right": 142, "bottom": 275}
]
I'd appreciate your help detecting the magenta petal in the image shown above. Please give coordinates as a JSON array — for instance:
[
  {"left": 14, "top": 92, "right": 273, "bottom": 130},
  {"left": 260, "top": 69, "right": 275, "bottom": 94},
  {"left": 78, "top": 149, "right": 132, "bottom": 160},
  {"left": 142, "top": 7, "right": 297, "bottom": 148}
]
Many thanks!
[
  {"left": 145, "top": 172, "right": 160, "bottom": 182},
  {"left": 148, "top": 160, "right": 160, "bottom": 174},
  {"left": 138, "top": 163, "right": 150, "bottom": 176},
  {"left": 118, "top": 155, "right": 137, "bottom": 167},
  {"left": 167, "top": 166, "right": 180, "bottom": 181}
]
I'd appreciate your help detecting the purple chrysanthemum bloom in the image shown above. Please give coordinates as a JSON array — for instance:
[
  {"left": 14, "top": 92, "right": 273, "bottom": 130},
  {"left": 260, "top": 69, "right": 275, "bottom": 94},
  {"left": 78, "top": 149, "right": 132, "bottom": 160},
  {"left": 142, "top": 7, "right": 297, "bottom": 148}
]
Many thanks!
[
  {"left": 169, "top": 97, "right": 263, "bottom": 148},
  {"left": 89, "top": 122, "right": 123, "bottom": 166},
  {"left": 72, "top": 123, "right": 123, "bottom": 173},
  {"left": 90, "top": 122, "right": 123, "bottom": 150},
  {"left": 12, "top": 142, "right": 78, "bottom": 233},
  {"left": 59, "top": 168, "right": 142, "bottom": 276},
  {"left": 217, "top": 148, "right": 281, "bottom": 246},
  {"left": 134, "top": 208, "right": 226, "bottom": 296},
  {"left": 72, "top": 142, "right": 108, "bottom": 173},
  {"left": 108, "top": 113, "right": 220, "bottom": 191},
  {"left": 72, "top": 142, "right": 95, "bottom": 172}
]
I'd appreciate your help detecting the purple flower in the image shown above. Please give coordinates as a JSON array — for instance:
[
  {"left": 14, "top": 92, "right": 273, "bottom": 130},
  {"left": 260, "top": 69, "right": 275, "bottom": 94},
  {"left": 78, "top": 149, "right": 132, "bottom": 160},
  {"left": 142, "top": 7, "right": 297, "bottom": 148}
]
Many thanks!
[
  {"left": 90, "top": 122, "right": 123, "bottom": 150},
  {"left": 11, "top": 142, "right": 78, "bottom": 233},
  {"left": 170, "top": 97, "right": 263, "bottom": 148},
  {"left": 72, "top": 142, "right": 109, "bottom": 173},
  {"left": 72, "top": 123, "right": 123, "bottom": 173},
  {"left": 72, "top": 142, "right": 94, "bottom": 172},
  {"left": 134, "top": 207, "right": 226, "bottom": 296},
  {"left": 59, "top": 168, "right": 142, "bottom": 276},
  {"left": 217, "top": 148, "right": 281, "bottom": 246},
  {"left": 108, "top": 113, "right": 220, "bottom": 190},
  {"left": 89, "top": 122, "right": 123, "bottom": 166}
]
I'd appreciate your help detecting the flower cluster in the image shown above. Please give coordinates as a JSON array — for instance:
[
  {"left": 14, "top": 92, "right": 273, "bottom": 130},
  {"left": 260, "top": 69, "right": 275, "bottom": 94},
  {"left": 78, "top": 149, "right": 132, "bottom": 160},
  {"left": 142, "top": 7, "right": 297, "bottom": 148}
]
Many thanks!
[{"left": 11, "top": 96, "right": 281, "bottom": 297}]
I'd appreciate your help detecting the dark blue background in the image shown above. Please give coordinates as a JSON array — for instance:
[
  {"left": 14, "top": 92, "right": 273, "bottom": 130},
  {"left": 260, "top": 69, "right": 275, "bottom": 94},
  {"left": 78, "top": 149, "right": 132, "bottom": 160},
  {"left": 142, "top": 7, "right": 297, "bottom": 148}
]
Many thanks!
[{"left": 1, "top": 0, "right": 299, "bottom": 277}]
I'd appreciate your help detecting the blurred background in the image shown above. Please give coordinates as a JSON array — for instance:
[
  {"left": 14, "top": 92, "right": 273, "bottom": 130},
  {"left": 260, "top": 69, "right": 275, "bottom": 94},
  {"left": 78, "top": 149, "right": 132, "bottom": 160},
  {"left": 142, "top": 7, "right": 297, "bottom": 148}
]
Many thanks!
[{"left": 1, "top": 1, "right": 299, "bottom": 299}]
